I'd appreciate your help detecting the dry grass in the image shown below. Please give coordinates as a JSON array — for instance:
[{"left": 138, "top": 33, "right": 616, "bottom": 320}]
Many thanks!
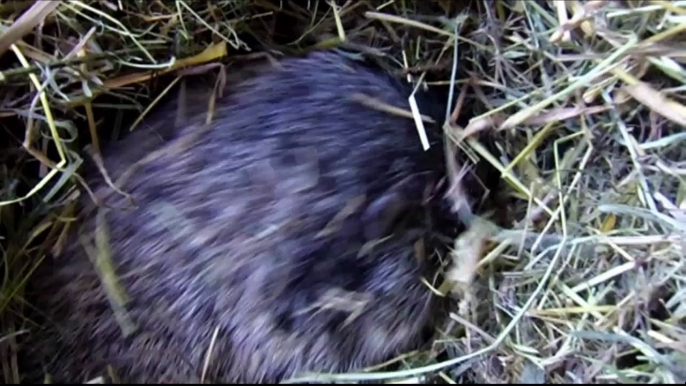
[{"left": 1, "top": 0, "right": 686, "bottom": 384}]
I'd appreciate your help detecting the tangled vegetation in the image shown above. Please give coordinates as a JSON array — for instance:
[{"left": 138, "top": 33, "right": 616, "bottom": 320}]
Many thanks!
[{"left": 1, "top": 0, "right": 685, "bottom": 383}]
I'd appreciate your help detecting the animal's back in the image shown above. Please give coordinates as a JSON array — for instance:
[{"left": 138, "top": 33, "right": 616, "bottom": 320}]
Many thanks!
[{"left": 21, "top": 51, "right": 450, "bottom": 383}]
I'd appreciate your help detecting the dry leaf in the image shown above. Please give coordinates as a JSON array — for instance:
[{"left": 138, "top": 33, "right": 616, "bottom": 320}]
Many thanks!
[
  {"left": 519, "top": 105, "right": 610, "bottom": 126},
  {"left": 624, "top": 81, "right": 686, "bottom": 128},
  {"left": 445, "top": 217, "right": 494, "bottom": 298},
  {"left": 600, "top": 214, "right": 616, "bottom": 233}
]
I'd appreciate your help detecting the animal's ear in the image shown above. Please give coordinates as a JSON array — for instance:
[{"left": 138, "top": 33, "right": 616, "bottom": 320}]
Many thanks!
[
  {"left": 362, "top": 189, "right": 409, "bottom": 241},
  {"left": 361, "top": 175, "right": 428, "bottom": 241}
]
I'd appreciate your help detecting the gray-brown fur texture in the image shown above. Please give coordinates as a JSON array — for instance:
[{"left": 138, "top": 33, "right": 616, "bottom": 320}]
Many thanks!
[{"left": 20, "top": 51, "right": 456, "bottom": 383}]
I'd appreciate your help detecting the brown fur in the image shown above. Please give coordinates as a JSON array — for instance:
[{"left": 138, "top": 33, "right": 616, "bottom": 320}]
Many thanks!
[{"left": 20, "top": 51, "right": 457, "bottom": 383}]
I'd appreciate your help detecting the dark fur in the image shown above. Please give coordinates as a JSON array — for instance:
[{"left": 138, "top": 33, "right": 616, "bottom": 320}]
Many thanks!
[{"left": 20, "top": 51, "right": 457, "bottom": 383}]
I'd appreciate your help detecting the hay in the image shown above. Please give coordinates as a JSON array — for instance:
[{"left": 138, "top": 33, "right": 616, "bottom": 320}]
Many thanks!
[{"left": 1, "top": 0, "right": 685, "bottom": 384}]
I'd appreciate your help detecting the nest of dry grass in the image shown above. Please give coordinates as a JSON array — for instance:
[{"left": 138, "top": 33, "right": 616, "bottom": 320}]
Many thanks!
[{"left": 1, "top": 0, "right": 685, "bottom": 384}]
